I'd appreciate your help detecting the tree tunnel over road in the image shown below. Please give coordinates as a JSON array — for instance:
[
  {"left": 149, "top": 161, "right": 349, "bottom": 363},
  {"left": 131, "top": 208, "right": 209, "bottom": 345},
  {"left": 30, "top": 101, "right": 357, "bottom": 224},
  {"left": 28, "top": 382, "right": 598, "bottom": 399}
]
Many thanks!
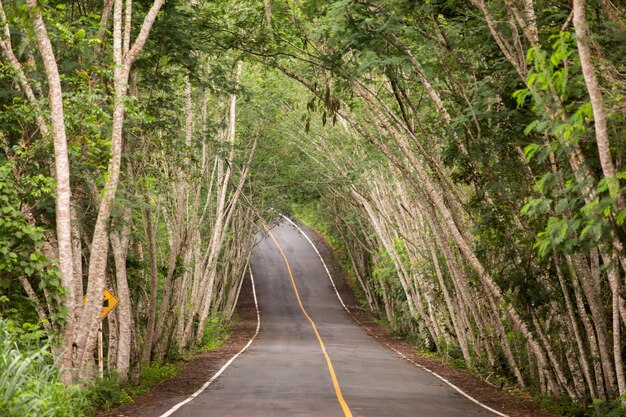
[{"left": 160, "top": 220, "right": 498, "bottom": 417}]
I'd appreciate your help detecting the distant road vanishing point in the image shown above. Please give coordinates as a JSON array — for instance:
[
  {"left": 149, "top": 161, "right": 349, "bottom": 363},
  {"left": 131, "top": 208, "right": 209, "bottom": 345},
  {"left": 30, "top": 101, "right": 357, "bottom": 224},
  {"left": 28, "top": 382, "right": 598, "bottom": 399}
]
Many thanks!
[{"left": 162, "top": 220, "right": 500, "bottom": 417}]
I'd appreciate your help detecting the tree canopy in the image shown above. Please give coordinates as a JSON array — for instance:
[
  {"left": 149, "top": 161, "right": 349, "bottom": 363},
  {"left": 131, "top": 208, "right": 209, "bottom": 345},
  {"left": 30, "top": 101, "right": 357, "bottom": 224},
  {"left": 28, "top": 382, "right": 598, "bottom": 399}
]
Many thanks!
[{"left": 1, "top": 0, "right": 626, "bottom": 414}]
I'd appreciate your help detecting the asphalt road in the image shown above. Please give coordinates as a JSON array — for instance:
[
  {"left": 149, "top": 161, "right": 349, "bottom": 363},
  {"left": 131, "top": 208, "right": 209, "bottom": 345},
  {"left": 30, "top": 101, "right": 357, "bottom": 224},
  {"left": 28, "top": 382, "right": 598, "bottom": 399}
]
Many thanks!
[{"left": 169, "top": 221, "right": 495, "bottom": 417}]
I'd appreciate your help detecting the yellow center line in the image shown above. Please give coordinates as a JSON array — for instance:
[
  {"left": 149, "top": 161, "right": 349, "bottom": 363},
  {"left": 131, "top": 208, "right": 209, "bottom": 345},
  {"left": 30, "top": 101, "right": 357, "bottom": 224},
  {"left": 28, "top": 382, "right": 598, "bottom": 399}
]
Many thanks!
[{"left": 266, "top": 227, "right": 354, "bottom": 417}]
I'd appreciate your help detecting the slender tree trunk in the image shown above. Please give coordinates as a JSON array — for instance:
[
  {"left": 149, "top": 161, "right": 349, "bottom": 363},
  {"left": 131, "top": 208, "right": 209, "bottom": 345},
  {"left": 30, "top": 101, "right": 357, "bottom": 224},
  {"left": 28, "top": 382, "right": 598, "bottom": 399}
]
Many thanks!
[
  {"left": 572, "top": 0, "right": 623, "bottom": 211},
  {"left": 0, "top": 2, "right": 49, "bottom": 137},
  {"left": 76, "top": 0, "right": 164, "bottom": 378},
  {"left": 568, "top": 253, "right": 617, "bottom": 396},
  {"left": 141, "top": 190, "right": 159, "bottom": 363},
  {"left": 111, "top": 207, "right": 132, "bottom": 382},
  {"left": 194, "top": 61, "right": 243, "bottom": 344},
  {"left": 554, "top": 253, "right": 597, "bottom": 397},
  {"left": 613, "top": 291, "right": 626, "bottom": 396},
  {"left": 531, "top": 312, "right": 578, "bottom": 398},
  {"left": 24, "top": 0, "right": 75, "bottom": 383},
  {"left": 426, "top": 232, "right": 472, "bottom": 366}
]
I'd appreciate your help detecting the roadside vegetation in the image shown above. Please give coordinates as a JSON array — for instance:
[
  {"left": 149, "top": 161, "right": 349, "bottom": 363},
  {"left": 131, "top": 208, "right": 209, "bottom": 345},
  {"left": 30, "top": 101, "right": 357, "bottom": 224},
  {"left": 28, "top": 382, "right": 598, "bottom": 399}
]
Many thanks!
[
  {"left": 1, "top": 0, "right": 626, "bottom": 416},
  {"left": 0, "top": 319, "right": 88, "bottom": 417}
]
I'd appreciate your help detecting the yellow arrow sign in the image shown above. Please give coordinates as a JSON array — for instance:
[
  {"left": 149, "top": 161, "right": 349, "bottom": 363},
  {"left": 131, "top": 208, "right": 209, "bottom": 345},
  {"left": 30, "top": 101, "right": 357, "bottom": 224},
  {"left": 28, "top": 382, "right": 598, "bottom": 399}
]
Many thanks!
[
  {"left": 84, "top": 289, "right": 120, "bottom": 320},
  {"left": 100, "top": 289, "right": 119, "bottom": 320}
]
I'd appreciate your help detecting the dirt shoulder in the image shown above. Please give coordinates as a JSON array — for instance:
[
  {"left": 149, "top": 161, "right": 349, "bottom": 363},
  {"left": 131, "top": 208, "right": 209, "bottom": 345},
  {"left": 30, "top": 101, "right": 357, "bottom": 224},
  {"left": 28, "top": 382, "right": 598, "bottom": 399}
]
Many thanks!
[
  {"left": 101, "top": 276, "right": 258, "bottom": 417},
  {"left": 299, "top": 222, "right": 556, "bottom": 417}
]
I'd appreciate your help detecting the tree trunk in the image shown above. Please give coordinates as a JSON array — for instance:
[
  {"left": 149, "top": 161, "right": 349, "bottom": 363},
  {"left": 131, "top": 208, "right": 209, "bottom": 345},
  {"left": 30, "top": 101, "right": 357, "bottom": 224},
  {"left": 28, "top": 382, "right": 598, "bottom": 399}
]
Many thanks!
[
  {"left": 24, "top": 0, "right": 75, "bottom": 383},
  {"left": 111, "top": 207, "right": 132, "bottom": 382},
  {"left": 572, "top": 0, "right": 623, "bottom": 211},
  {"left": 141, "top": 191, "right": 159, "bottom": 363},
  {"left": 76, "top": 0, "right": 165, "bottom": 378}
]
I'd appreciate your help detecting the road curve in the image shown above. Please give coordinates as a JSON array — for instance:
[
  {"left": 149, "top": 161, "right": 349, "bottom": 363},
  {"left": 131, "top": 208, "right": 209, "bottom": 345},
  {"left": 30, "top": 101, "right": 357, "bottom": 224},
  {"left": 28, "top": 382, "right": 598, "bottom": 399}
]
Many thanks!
[{"left": 168, "top": 220, "right": 495, "bottom": 417}]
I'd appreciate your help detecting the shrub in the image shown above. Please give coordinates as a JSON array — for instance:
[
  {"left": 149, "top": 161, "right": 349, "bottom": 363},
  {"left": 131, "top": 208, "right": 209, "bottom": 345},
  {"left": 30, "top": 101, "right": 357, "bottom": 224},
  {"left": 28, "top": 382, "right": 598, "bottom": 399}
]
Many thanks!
[
  {"left": 0, "top": 319, "right": 88, "bottom": 417},
  {"left": 200, "top": 314, "right": 229, "bottom": 351},
  {"left": 84, "top": 374, "right": 133, "bottom": 412}
]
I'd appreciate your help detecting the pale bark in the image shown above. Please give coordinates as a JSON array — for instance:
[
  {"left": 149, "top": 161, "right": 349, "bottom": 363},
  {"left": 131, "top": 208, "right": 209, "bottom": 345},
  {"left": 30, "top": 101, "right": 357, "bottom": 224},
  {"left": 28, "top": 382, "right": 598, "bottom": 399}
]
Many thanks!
[
  {"left": 568, "top": 253, "right": 617, "bottom": 396},
  {"left": 0, "top": 2, "right": 48, "bottom": 137},
  {"left": 77, "top": 0, "right": 165, "bottom": 377},
  {"left": 194, "top": 61, "right": 243, "bottom": 344},
  {"left": 425, "top": 231, "right": 472, "bottom": 366},
  {"left": 572, "top": 0, "right": 623, "bottom": 211},
  {"left": 111, "top": 207, "right": 132, "bottom": 382},
  {"left": 532, "top": 313, "right": 578, "bottom": 398},
  {"left": 70, "top": 205, "right": 84, "bottom": 308},
  {"left": 24, "top": 0, "right": 75, "bottom": 383},
  {"left": 153, "top": 76, "right": 197, "bottom": 354},
  {"left": 107, "top": 301, "right": 119, "bottom": 373},
  {"left": 503, "top": 0, "right": 539, "bottom": 46},
  {"left": 613, "top": 291, "right": 626, "bottom": 396},
  {"left": 352, "top": 188, "right": 425, "bottom": 330},
  {"left": 570, "top": 257, "right": 607, "bottom": 398},
  {"left": 363, "top": 89, "right": 548, "bottom": 376},
  {"left": 140, "top": 190, "right": 159, "bottom": 363},
  {"left": 470, "top": 0, "right": 527, "bottom": 78},
  {"left": 554, "top": 254, "right": 597, "bottom": 397},
  {"left": 263, "top": 0, "right": 274, "bottom": 40},
  {"left": 98, "top": 0, "right": 114, "bottom": 42},
  {"left": 152, "top": 203, "right": 185, "bottom": 352}
]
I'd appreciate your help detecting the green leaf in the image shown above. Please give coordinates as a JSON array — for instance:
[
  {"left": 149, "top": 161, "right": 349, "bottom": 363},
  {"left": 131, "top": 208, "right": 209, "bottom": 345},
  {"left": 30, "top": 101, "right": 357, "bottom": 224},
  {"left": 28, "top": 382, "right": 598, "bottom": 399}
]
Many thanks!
[
  {"left": 607, "top": 176, "right": 620, "bottom": 202},
  {"left": 523, "top": 143, "right": 539, "bottom": 161},
  {"left": 521, "top": 198, "right": 544, "bottom": 215}
]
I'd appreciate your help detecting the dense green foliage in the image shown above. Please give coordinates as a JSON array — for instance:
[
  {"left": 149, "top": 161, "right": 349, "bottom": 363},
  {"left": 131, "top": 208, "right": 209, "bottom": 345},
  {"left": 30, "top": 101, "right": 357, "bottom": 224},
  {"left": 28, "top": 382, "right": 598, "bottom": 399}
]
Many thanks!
[
  {"left": 1, "top": 0, "right": 260, "bottom": 411},
  {"left": 0, "top": 165, "right": 64, "bottom": 329},
  {"left": 2, "top": 0, "right": 626, "bottom": 415},
  {"left": 0, "top": 319, "right": 88, "bottom": 417},
  {"left": 222, "top": 0, "right": 626, "bottom": 411}
]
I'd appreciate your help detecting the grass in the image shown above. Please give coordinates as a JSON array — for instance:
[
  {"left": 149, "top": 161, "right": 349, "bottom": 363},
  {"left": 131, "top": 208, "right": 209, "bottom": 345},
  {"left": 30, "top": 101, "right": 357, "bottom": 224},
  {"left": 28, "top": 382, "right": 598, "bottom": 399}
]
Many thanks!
[
  {"left": 198, "top": 315, "right": 230, "bottom": 352},
  {"left": 0, "top": 319, "right": 89, "bottom": 417},
  {"left": 89, "top": 314, "right": 232, "bottom": 415},
  {"left": 86, "top": 361, "right": 182, "bottom": 414},
  {"left": 538, "top": 396, "right": 626, "bottom": 417}
]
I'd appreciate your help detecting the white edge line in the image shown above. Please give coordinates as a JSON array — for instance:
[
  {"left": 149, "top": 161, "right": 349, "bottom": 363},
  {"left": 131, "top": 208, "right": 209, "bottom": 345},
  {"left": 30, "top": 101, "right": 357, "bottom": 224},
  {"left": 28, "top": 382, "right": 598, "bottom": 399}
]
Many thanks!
[
  {"left": 282, "top": 214, "right": 509, "bottom": 417},
  {"left": 158, "top": 266, "right": 261, "bottom": 417}
]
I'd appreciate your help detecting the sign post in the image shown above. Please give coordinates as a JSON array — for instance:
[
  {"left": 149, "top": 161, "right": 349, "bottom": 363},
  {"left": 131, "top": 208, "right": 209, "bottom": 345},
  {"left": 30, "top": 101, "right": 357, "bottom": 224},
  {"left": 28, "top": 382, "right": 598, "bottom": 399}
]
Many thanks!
[
  {"left": 98, "top": 321, "right": 103, "bottom": 378},
  {"left": 85, "top": 289, "right": 120, "bottom": 378}
]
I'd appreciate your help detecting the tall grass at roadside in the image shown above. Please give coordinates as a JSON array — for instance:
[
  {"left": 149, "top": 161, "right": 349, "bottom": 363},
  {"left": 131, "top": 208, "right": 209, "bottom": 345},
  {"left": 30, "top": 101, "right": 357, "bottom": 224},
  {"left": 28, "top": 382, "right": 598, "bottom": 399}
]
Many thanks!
[
  {"left": 0, "top": 319, "right": 88, "bottom": 417},
  {"left": 199, "top": 314, "right": 230, "bottom": 351}
]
